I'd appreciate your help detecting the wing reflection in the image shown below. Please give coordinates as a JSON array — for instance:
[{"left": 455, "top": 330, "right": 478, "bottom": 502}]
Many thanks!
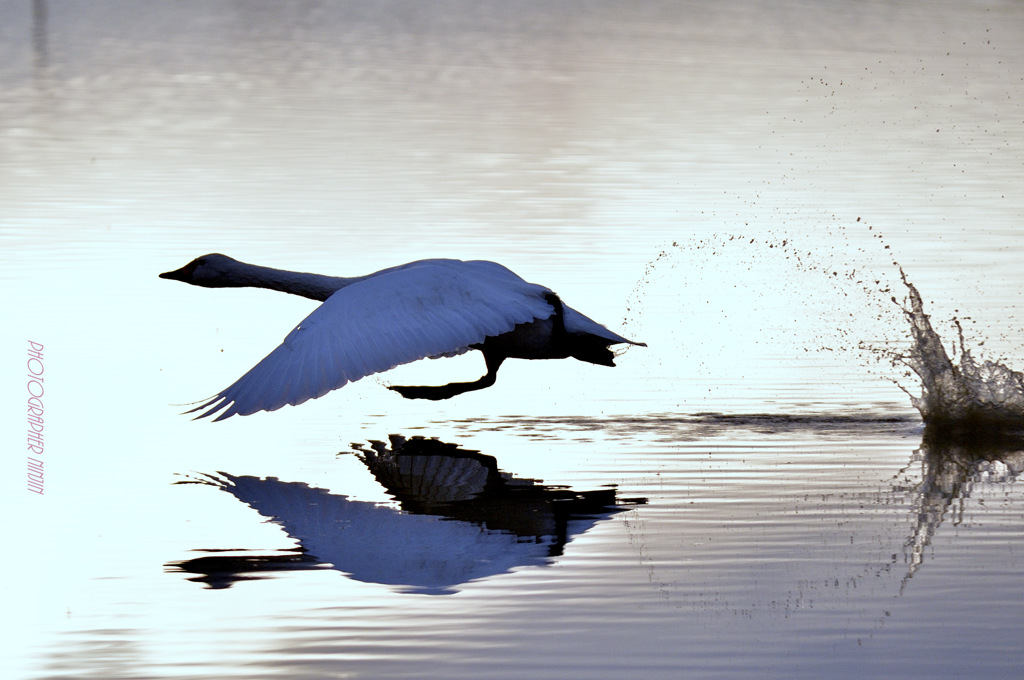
[
  {"left": 899, "top": 426, "right": 1024, "bottom": 587},
  {"left": 169, "top": 436, "right": 641, "bottom": 594},
  {"left": 354, "top": 435, "right": 635, "bottom": 553}
]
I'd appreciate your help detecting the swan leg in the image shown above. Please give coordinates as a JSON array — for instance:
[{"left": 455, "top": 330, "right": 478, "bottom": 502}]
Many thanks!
[{"left": 389, "top": 353, "right": 506, "bottom": 401}]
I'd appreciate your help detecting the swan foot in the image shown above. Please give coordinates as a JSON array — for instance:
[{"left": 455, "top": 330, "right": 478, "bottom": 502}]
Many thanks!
[
  {"left": 389, "top": 353, "right": 505, "bottom": 400},
  {"left": 388, "top": 381, "right": 489, "bottom": 400}
]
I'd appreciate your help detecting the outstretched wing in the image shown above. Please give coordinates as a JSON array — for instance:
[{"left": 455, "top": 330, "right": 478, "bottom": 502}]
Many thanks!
[{"left": 192, "top": 260, "right": 554, "bottom": 420}]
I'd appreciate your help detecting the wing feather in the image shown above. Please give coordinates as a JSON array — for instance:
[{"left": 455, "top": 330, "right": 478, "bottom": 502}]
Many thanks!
[{"left": 193, "top": 260, "right": 554, "bottom": 420}]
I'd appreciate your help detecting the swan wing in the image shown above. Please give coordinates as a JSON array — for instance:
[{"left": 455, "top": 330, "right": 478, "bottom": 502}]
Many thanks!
[{"left": 192, "top": 261, "right": 554, "bottom": 420}]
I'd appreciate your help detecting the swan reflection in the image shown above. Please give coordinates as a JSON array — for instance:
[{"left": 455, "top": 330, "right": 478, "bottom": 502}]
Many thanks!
[
  {"left": 898, "top": 426, "right": 1024, "bottom": 587},
  {"left": 169, "top": 436, "right": 641, "bottom": 594}
]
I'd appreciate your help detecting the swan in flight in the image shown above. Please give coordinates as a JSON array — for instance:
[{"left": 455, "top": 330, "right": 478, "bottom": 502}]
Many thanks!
[{"left": 160, "top": 254, "right": 645, "bottom": 420}]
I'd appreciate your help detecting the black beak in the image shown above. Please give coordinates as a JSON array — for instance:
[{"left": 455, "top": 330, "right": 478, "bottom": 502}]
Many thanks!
[
  {"left": 160, "top": 260, "right": 196, "bottom": 280},
  {"left": 160, "top": 266, "right": 189, "bottom": 282}
]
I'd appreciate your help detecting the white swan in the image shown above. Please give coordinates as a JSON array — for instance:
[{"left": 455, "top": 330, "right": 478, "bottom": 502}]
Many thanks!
[{"left": 160, "top": 254, "right": 645, "bottom": 420}]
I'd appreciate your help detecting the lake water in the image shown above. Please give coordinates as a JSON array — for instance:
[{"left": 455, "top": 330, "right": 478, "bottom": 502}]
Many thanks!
[{"left": 2, "top": 1, "right": 1023, "bottom": 678}]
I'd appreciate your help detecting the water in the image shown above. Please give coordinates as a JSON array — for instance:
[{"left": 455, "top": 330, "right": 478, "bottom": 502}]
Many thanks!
[
  {"left": 3, "top": 1, "right": 1024, "bottom": 678},
  {"left": 897, "top": 270, "right": 1024, "bottom": 429}
]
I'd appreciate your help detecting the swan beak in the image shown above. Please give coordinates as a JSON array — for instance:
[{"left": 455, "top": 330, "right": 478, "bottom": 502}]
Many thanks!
[{"left": 160, "top": 266, "right": 188, "bottom": 282}]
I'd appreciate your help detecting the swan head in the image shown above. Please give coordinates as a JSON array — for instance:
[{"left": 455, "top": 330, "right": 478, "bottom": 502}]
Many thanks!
[{"left": 160, "top": 253, "right": 246, "bottom": 288}]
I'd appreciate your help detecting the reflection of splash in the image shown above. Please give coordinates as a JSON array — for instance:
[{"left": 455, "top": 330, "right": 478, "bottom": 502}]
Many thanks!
[
  {"left": 896, "top": 270, "right": 1024, "bottom": 430},
  {"left": 169, "top": 436, "right": 639, "bottom": 594},
  {"left": 897, "top": 428, "right": 1024, "bottom": 589}
]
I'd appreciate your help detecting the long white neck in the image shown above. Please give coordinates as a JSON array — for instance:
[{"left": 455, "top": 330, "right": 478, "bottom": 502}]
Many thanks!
[{"left": 226, "top": 261, "right": 354, "bottom": 302}]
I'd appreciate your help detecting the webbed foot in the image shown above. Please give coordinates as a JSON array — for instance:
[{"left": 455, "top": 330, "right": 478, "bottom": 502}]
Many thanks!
[{"left": 388, "top": 384, "right": 459, "bottom": 400}]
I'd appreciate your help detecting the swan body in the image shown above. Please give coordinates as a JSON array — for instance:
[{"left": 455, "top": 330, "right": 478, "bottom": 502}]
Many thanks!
[{"left": 160, "top": 254, "right": 644, "bottom": 420}]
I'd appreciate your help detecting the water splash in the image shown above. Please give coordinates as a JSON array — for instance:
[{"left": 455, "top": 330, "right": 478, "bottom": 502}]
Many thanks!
[
  {"left": 628, "top": 222, "right": 1024, "bottom": 424},
  {"left": 897, "top": 269, "right": 1024, "bottom": 431}
]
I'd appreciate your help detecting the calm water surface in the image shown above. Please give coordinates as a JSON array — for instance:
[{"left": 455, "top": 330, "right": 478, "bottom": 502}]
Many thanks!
[{"left": 2, "top": 1, "right": 1023, "bottom": 678}]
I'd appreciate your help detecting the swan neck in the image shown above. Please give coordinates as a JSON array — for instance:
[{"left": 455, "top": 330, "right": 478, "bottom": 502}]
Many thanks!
[{"left": 232, "top": 262, "right": 350, "bottom": 301}]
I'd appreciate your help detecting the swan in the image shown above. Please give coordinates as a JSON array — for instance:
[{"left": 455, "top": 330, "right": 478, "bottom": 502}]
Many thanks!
[{"left": 160, "top": 253, "right": 645, "bottom": 420}]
